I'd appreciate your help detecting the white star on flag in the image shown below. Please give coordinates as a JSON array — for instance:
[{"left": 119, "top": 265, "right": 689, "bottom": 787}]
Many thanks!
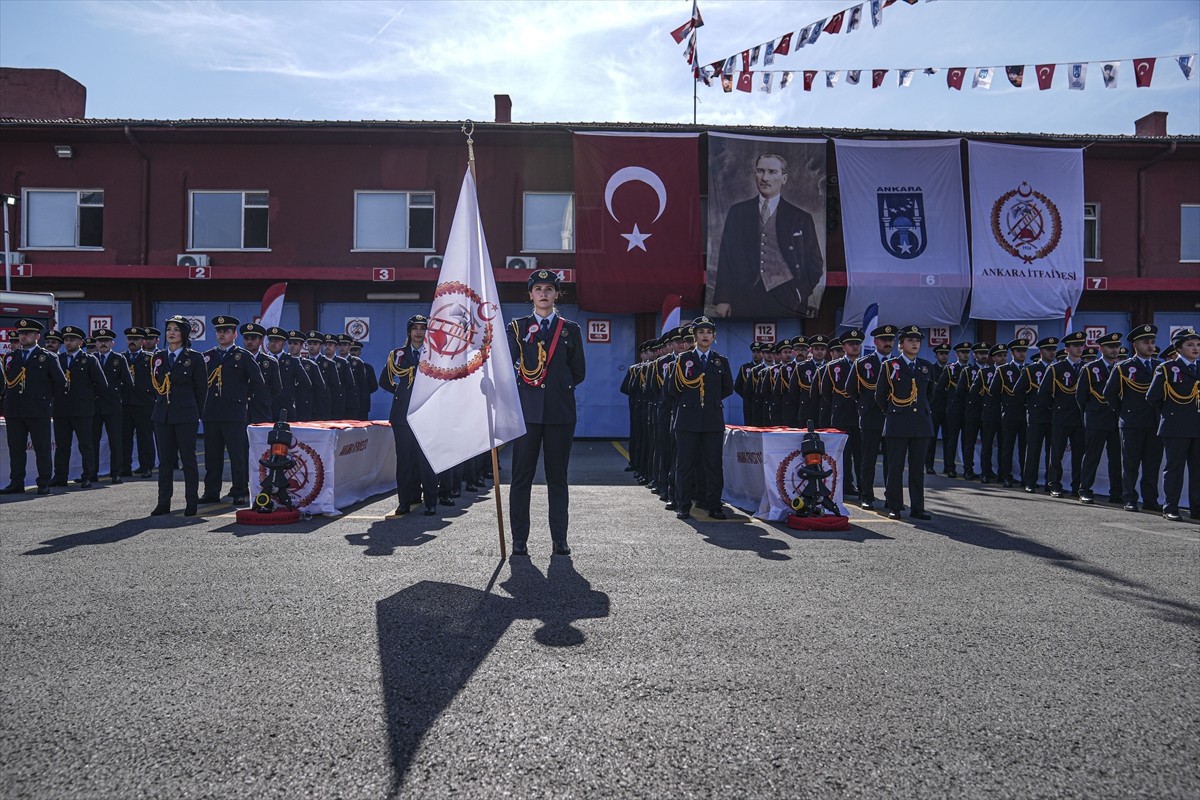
[{"left": 621, "top": 224, "right": 652, "bottom": 252}]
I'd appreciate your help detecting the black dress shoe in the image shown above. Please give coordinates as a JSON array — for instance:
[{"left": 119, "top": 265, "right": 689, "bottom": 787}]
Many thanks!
[
  {"left": 981, "top": 476, "right": 991, "bottom": 485},
  {"left": 860, "top": 500, "right": 875, "bottom": 510},
  {"left": 910, "top": 510, "right": 932, "bottom": 521},
  {"left": 229, "top": 496, "right": 248, "bottom": 506},
  {"left": 844, "top": 485, "right": 859, "bottom": 497},
  {"left": 943, "top": 471, "right": 957, "bottom": 479},
  {"left": 552, "top": 541, "right": 571, "bottom": 556},
  {"left": 465, "top": 483, "right": 478, "bottom": 492},
  {"left": 423, "top": 507, "right": 436, "bottom": 516},
  {"left": 136, "top": 470, "right": 154, "bottom": 479},
  {"left": 1050, "top": 489, "right": 1063, "bottom": 498},
  {"left": 450, "top": 489, "right": 461, "bottom": 498},
  {"left": 963, "top": 471, "right": 978, "bottom": 481},
  {"left": 439, "top": 496, "right": 455, "bottom": 507},
  {"left": 665, "top": 502, "right": 678, "bottom": 511},
  {"left": 151, "top": 503, "right": 170, "bottom": 516},
  {"left": 887, "top": 510, "right": 902, "bottom": 520},
  {"left": 50, "top": 478, "right": 68, "bottom": 487},
  {"left": 184, "top": 504, "right": 198, "bottom": 517},
  {"left": 511, "top": 541, "right": 529, "bottom": 556},
  {"left": 676, "top": 509, "right": 692, "bottom": 520},
  {"left": 1079, "top": 493, "right": 1094, "bottom": 505},
  {"left": 37, "top": 487, "right": 51, "bottom": 495},
  {"left": 709, "top": 508, "right": 727, "bottom": 520},
  {"left": 1164, "top": 511, "right": 1183, "bottom": 521},
  {"left": 1001, "top": 479, "right": 1014, "bottom": 488},
  {"left": 1023, "top": 486, "right": 1036, "bottom": 493},
  {"left": 80, "top": 479, "right": 92, "bottom": 489},
  {"left": 393, "top": 505, "right": 409, "bottom": 516},
  {"left": 1123, "top": 503, "right": 1138, "bottom": 512},
  {"left": 111, "top": 476, "right": 123, "bottom": 485},
  {"left": 197, "top": 495, "right": 222, "bottom": 504},
  {"left": 0, "top": 484, "right": 25, "bottom": 495},
  {"left": 924, "top": 467, "right": 936, "bottom": 475},
  {"left": 624, "top": 465, "right": 635, "bottom": 472}
]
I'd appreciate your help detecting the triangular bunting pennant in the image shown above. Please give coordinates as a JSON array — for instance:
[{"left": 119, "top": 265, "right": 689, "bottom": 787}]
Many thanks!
[
  {"left": 973, "top": 67, "right": 993, "bottom": 90},
  {"left": 1101, "top": 61, "right": 1119, "bottom": 88},
  {"left": 764, "top": 41, "right": 776, "bottom": 66},
  {"left": 899, "top": 69, "right": 914, "bottom": 87},
  {"left": 737, "top": 72, "right": 754, "bottom": 92},
  {"left": 780, "top": 71, "right": 794, "bottom": 89},
  {"left": 848, "top": 4, "right": 863, "bottom": 32},
  {"left": 1005, "top": 65, "right": 1024, "bottom": 88},
  {"left": 870, "top": 0, "right": 883, "bottom": 27},
  {"left": 846, "top": 69, "right": 861, "bottom": 85},
  {"left": 775, "top": 33, "right": 793, "bottom": 56},
  {"left": 1036, "top": 63, "right": 1055, "bottom": 90},
  {"left": 759, "top": 72, "right": 773, "bottom": 93},
  {"left": 947, "top": 68, "right": 966, "bottom": 90},
  {"left": 1068, "top": 62, "right": 1087, "bottom": 90},
  {"left": 803, "top": 70, "right": 817, "bottom": 91},
  {"left": 872, "top": 69, "right": 888, "bottom": 88},
  {"left": 1178, "top": 54, "right": 1195, "bottom": 80},
  {"left": 826, "top": 70, "right": 840, "bottom": 88},
  {"left": 1133, "top": 58, "right": 1155, "bottom": 87},
  {"left": 825, "top": 12, "right": 845, "bottom": 34}
]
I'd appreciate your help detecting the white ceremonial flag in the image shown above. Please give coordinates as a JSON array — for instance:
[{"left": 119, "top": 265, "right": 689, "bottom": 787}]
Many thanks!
[
  {"left": 899, "top": 69, "right": 915, "bottom": 87},
  {"left": 837, "top": 139, "right": 970, "bottom": 328},
  {"left": 826, "top": 70, "right": 840, "bottom": 88},
  {"left": 1068, "top": 62, "right": 1087, "bottom": 89},
  {"left": 973, "top": 67, "right": 993, "bottom": 89},
  {"left": 257, "top": 282, "right": 287, "bottom": 329},
  {"left": 408, "top": 168, "right": 526, "bottom": 473},
  {"left": 967, "top": 141, "right": 1084, "bottom": 321}
]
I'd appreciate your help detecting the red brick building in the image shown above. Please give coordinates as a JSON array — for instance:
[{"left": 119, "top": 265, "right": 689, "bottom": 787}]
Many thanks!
[{"left": 2, "top": 68, "right": 1196, "bottom": 434}]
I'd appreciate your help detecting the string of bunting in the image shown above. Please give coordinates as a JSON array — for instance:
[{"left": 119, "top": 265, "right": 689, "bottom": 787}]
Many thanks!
[
  {"left": 703, "top": 54, "right": 1196, "bottom": 94},
  {"left": 670, "top": 0, "right": 928, "bottom": 80}
]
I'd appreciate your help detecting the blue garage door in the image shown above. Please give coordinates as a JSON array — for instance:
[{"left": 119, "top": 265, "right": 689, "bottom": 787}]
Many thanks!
[
  {"left": 1153, "top": 312, "right": 1200, "bottom": 352},
  {"left": 55, "top": 300, "right": 133, "bottom": 341},
  {"left": 318, "top": 301, "right": 635, "bottom": 438}
]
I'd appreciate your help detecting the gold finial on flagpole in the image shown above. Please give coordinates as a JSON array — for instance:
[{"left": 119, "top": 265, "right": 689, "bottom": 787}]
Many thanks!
[{"left": 462, "top": 120, "right": 475, "bottom": 164}]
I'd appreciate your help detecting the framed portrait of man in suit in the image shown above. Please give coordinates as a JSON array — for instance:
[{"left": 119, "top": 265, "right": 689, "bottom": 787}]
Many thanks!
[{"left": 705, "top": 133, "right": 827, "bottom": 320}]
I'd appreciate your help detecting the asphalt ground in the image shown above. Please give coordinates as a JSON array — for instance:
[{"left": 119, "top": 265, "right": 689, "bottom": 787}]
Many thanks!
[{"left": 1, "top": 440, "right": 1197, "bottom": 800}]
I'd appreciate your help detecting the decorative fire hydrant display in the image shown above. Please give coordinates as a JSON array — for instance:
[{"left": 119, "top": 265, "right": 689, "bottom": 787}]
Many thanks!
[
  {"left": 236, "top": 412, "right": 302, "bottom": 525},
  {"left": 786, "top": 423, "right": 851, "bottom": 532}
]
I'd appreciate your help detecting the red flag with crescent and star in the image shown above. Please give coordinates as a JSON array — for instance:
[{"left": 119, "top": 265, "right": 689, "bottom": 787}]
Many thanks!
[
  {"left": 1134, "top": 58, "right": 1156, "bottom": 88},
  {"left": 573, "top": 133, "right": 702, "bottom": 312},
  {"left": 1036, "top": 63, "right": 1056, "bottom": 90},
  {"left": 947, "top": 67, "right": 966, "bottom": 90}
]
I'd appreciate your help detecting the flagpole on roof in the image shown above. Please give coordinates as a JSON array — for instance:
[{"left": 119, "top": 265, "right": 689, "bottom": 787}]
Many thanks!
[{"left": 462, "top": 119, "right": 509, "bottom": 561}]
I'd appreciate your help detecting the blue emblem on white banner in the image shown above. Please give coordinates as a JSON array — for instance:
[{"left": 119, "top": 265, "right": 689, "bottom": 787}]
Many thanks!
[{"left": 878, "top": 191, "right": 927, "bottom": 259}]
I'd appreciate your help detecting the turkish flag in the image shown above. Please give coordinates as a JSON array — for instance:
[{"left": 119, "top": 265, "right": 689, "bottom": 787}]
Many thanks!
[
  {"left": 1036, "top": 63, "right": 1055, "bottom": 90},
  {"left": 741, "top": 50, "right": 751, "bottom": 71},
  {"left": 775, "top": 32, "right": 793, "bottom": 56},
  {"left": 803, "top": 71, "right": 816, "bottom": 91},
  {"left": 1134, "top": 58, "right": 1156, "bottom": 87},
  {"left": 737, "top": 72, "right": 754, "bottom": 92},
  {"left": 947, "top": 67, "right": 966, "bottom": 90},
  {"left": 872, "top": 69, "right": 888, "bottom": 88},
  {"left": 573, "top": 134, "right": 703, "bottom": 312},
  {"left": 669, "top": 20, "right": 692, "bottom": 44},
  {"left": 824, "top": 11, "right": 845, "bottom": 33}
]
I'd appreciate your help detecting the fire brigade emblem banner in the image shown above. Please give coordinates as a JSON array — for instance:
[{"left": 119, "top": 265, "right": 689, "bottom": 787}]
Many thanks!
[
  {"left": 967, "top": 141, "right": 1084, "bottom": 321},
  {"left": 836, "top": 139, "right": 969, "bottom": 328}
]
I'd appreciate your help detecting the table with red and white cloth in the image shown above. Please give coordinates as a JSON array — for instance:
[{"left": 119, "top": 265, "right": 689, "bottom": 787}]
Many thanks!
[{"left": 722, "top": 425, "right": 849, "bottom": 521}]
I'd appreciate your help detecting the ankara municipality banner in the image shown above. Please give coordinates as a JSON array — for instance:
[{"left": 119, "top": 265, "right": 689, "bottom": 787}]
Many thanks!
[
  {"left": 836, "top": 139, "right": 970, "bottom": 328},
  {"left": 967, "top": 142, "right": 1084, "bottom": 321},
  {"left": 706, "top": 133, "right": 827, "bottom": 320}
]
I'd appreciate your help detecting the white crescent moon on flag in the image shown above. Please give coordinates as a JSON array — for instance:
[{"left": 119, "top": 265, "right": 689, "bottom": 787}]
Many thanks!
[
  {"left": 605, "top": 166, "right": 667, "bottom": 223},
  {"left": 1138, "top": 62, "right": 1149, "bottom": 75},
  {"left": 1039, "top": 67, "right": 1051, "bottom": 79}
]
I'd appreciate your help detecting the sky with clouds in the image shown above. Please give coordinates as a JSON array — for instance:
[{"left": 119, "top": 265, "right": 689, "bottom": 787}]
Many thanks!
[{"left": 1, "top": 0, "right": 1197, "bottom": 135}]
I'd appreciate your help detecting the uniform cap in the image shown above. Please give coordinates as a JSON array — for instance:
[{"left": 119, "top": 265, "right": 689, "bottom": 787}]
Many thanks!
[
  {"left": 143, "top": 327, "right": 161, "bottom": 338},
  {"left": 779, "top": 338, "right": 794, "bottom": 349},
  {"left": 1061, "top": 331, "right": 1088, "bottom": 346},
  {"left": 240, "top": 322, "right": 267, "bottom": 337},
  {"left": 14, "top": 318, "right": 44, "bottom": 333},
  {"left": 44, "top": 328, "right": 64, "bottom": 342},
  {"left": 164, "top": 315, "right": 191, "bottom": 331},
  {"left": 897, "top": 325, "right": 923, "bottom": 341},
  {"left": 870, "top": 324, "right": 897, "bottom": 339},
  {"left": 336, "top": 333, "right": 353, "bottom": 344},
  {"left": 265, "top": 326, "right": 287, "bottom": 339},
  {"left": 1082, "top": 346, "right": 1098, "bottom": 359},
  {"left": 839, "top": 329, "right": 865, "bottom": 345},
  {"left": 807, "top": 334, "right": 829, "bottom": 346},
  {"left": 93, "top": 328, "right": 117, "bottom": 340},
  {"left": 407, "top": 315, "right": 429, "bottom": 330},
  {"left": 953, "top": 341, "right": 973, "bottom": 353},
  {"left": 1007, "top": 338, "right": 1031, "bottom": 350},
  {"left": 527, "top": 269, "right": 561, "bottom": 291},
  {"left": 60, "top": 325, "right": 86, "bottom": 339},
  {"left": 1096, "top": 332, "right": 1122, "bottom": 347},
  {"left": 124, "top": 326, "right": 144, "bottom": 338},
  {"left": 792, "top": 336, "right": 809, "bottom": 347},
  {"left": 323, "top": 333, "right": 339, "bottom": 344},
  {"left": 691, "top": 316, "right": 716, "bottom": 332},
  {"left": 971, "top": 341, "right": 990, "bottom": 353},
  {"left": 669, "top": 328, "right": 683, "bottom": 342},
  {"left": 1162, "top": 344, "right": 1177, "bottom": 359},
  {"left": 682, "top": 325, "right": 696, "bottom": 339},
  {"left": 828, "top": 336, "right": 843, "bottom": 349},
  {"left": 750, "top": 342, "right": 762, "bottom": 352},
  {"left": 1118, "top": 346, "right": 1129, "bottom": 357},
  {"left": 1055, "top": 349, "right": 1067, "bottom": 360},
  {"left": 212, "top": 315, "right": 240, "bottom": 329},
  {"left": 989, "top": 344, "right": 1008, "bottom": 356},
  {"left": 1036, "top": 336, "right": 1059, "bottom": 349},
  {"left": 1172, "top": 327, "right": 1199, "bottom": 344},
  {"left": 305, "top": 330, "right": 324, "bottom": 343},
  {"left": 1127, "top": 324, "right": 1157, "bottom": 342},
  {"left": 933, "top": 343, "right": 951, "bottom": 354},
  {"left": 286, "top": 329, "right": 305, "bottom": 342},
  {"left": 83, "top": 336, "right": 96, "bottom": 346}
]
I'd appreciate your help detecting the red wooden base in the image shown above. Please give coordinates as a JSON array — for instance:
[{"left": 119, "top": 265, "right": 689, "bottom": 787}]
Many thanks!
[
  {"left": 786, "top": 514, "right": 850, "bottom": 532},
  {"left": 235, "top": 508, "right": 301, "bottom": 525}
]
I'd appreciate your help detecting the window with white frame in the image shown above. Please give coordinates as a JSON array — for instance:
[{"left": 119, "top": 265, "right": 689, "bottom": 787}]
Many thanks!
[
  {"left": 190, "top": 191, "right": 269, "bottom": 250},
  {"left": 523, "top": 193, "right": 574, "bottom": 252},
  {"left": 1182, "top": 204, "right": 1200, "bottom": 262},
  {"left": 354, "top": 191, "right": 435, "bottom": 251},
  {"left": 22, "top": 189, "right": 104, "bottom": 248},
  {"left": 1084, "top": 202, "right": 1100, "bottom": 261}
]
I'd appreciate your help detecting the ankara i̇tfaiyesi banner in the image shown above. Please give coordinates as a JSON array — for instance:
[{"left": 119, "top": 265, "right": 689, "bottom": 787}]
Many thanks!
[
  {"left": 573, "top": 133, "right": 703, "bottom": 312},
  {"left": 836, "top": 139, "right": 970, "bottom": 329},
  {"left": 967, "top": 142, "right": 1084, "bottom": 321}
]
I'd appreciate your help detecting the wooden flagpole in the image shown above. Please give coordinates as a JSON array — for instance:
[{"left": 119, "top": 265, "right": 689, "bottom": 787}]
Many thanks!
[{"left": 463, "top": 120, "right": 508, "bottom": 561}]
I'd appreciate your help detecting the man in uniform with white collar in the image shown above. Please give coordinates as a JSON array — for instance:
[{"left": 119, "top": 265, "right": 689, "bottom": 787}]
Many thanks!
[
  {"left": 2, "top": 319, "right": 67, "bottom": 495},
  {"left": 1038, "top": 330, "right": 1088, "bottom": 498},
  {"left": 1146, "top": 327, "right": 1199, "bottom": 521},
  {"left": 90, "top": 328, "right": 132, "bottom": 486},
  {"left": 197, "top": 316, "right": 265, "bottom": 507},
  {"left": 52, "top": 326, "right": 107, "bottom": 489},
  {"left": 381, "top": 315, "right": 439, "bottom": 516},
  {"left": 875, "top": 325, "right": 935, "bottom": 521},
  {"left": 1103, "top": 325, "right": 1164, "bottom": 513}
]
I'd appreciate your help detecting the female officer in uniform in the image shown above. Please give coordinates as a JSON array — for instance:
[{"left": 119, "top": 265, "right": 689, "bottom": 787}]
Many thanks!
[
  {"left": 150, "top": 315, "right": 208, "bottom": 517},
  {"left": 506, "top": 270, "right": 587, "bottom": 556}
]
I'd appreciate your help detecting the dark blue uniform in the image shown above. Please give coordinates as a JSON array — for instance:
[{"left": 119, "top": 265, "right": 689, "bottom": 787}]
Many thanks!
[
  {"left": 248, "top": 350, "right": 282, "bottom": 424},
  {"left": 819, "top": 355, "right": 860, "bottom": 494},
  {"left": 1015, "top": 358, "right": 1055, "bottom": 491},
  {"left": 875, "top": 348, "right": 935, "bottom": 517},
  {"left": 668, "top": 346, "right": 734, "bottom": 517},
  {"left": 54, "top": 347, "right": 107, "bottom": 485},
  {"left": 1038, "top": 357, "right": 1085, "bottom": 495},
  {"left": 272, "top": 351, "right": 311, "bottom": 423},
  {"left": 1146, "top": 352, "right": 1199, "bottom": 518},
  {"left": 1103, "top": 353, "right": 1163, "bottom": 509},
  {"left": 313, "top": 353, "right": 342, "bottom": 420},
  {"left": 1076, "top": 357, "right": 1123, "bottom": 501},
  {"left": 151, "top": 345, "right": 208, "bottom": 511},
  {"left": 121, "top": 342, "right": 157, "bottom": 476},
  {"left": 995, "top": 360, "right": 1027, "bottom": 486},
  {"left": 380, "top": 342, "right": 438, "bottom": 513},
  {"left": 350, "top": 353, "right": 377, "bottom": 420},
  {"left": 200, "top": 343, "right": 265, "bottom": 501},
  {"left": 92, "top": 346, "right": 132, "bottom": 483},
  {"left": 3, "top": 342, "right": 68, "bottom": 492},
  {"left": 849, "top": 352, "right": 886, "bottom": 505},
  {"left": 507, "top": 312, "right": 587, "bottom": 548}
]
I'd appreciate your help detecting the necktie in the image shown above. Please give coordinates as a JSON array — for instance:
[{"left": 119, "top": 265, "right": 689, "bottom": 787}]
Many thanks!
[
  {"left": 700, "top": 353, "right": 708, "bottom": 371},
  {"left": 169, "top": 350, "right": 177, "bottom": 367},
  {"left": 101, "top": 353, "right": 108, "bottom": 369},
  {"left": 760, "top": 198, "right": 770, "bottom": 229},
  {"left": 540, "top": 317, "right": 550, "bottom": 336}
]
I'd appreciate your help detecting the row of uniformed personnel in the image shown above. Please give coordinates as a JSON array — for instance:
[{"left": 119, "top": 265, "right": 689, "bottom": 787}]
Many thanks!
[{"left": 2, "top": 316, "right": 379, "bottom": 516}]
